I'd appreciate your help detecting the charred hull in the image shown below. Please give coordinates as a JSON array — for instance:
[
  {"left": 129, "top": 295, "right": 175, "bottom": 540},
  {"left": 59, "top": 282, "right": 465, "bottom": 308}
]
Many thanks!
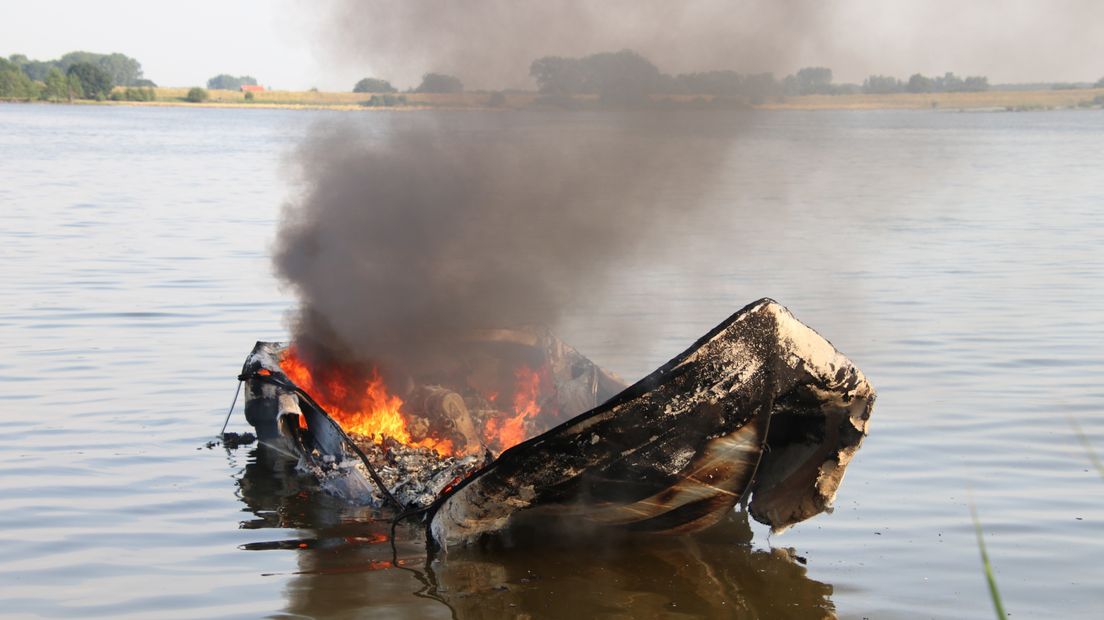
[
  {"left": 239, "top": 299, "right": 875, "bottom": 548},
  {"left": 426, "top": 299, "right": 874, "bottom": 547}
]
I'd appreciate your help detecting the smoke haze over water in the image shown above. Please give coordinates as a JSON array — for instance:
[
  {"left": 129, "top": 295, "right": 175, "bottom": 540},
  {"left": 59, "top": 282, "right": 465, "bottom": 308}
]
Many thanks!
[
  {"left": 315, "top": 0, "right": 827, "bottom": 90},
  {"left": 303, "top": 0, "right": 1104, "bottom": 89},
  {"left": 279, "top": 0, "right": 1064, "bottom": 370}
]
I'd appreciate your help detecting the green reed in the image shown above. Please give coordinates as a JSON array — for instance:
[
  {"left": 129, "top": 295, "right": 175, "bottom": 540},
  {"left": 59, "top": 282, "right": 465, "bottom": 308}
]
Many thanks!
[
  {"left": 970, "top": 503, "right": 1007, "bottom": 620},
  {"left": 1068, "top": 416, "right": 1104, "bottom": 481}
]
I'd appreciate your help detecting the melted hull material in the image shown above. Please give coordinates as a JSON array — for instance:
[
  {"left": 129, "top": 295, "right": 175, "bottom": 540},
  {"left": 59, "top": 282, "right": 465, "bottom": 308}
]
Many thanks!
[{"left": 428, "top": 299, "right": 875, "bottom": 548}]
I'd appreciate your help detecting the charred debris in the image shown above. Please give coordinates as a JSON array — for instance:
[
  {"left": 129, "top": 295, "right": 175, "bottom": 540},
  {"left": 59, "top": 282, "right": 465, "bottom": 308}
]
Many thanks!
[{"left": 234, "top": 299, "right": 874, "bottom": 548}]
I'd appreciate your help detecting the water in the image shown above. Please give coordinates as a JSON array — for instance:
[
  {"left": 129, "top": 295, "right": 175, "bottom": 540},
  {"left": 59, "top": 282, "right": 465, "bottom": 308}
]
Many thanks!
[{"left": 1, "top": 104, "right": 1102, "bottom": 619}]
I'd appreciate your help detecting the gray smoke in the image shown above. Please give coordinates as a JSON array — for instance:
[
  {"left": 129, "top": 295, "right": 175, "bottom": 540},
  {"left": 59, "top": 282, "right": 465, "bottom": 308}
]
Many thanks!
[
  {"left": 311, "top": 0, "right": 830, "bottom": 89},
  {"left": 275, "top": 1, "right": 820, "bottom": 370},
  {"left": 313, "top": 0, "right": 828, "bottom": 90},
  {"left": 308, "top": 0, "right": 1104, "bottom": 87},
  {"left": 274, "top": 112, "right": 737, "bottom": 368}
]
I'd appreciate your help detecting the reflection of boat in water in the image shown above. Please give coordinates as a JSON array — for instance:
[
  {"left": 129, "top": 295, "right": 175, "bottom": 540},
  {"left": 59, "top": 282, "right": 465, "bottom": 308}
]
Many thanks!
[
  {"left": 431, "top": 515, "right": 836, "bottom": 619},
  {"left": 233, "top": 447, "right": 836, "bottom": 618}
]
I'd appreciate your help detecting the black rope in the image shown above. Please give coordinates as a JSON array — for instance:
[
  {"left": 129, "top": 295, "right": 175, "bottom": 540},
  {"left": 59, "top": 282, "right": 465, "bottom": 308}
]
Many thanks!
[
  {"left": 241, "top": 371, "right": 406, "bottom": 513},
  {"left": 238, "top": 369, "right": 456, "bottom": 609},
  {"left": 219, "top": 380, "right": 243, "bottom": 437}
]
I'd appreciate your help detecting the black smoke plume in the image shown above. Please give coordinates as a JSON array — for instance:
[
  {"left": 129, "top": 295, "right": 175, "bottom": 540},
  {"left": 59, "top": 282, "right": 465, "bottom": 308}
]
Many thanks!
[
  {"left": 274, "top": 112, "right": 738, "bottom": 370},
  {"left": 314, "top": 0, "right": 828, "bottom": 90},
  {"left": 275, "top": 1, "right": 823, "bottom": 372}
]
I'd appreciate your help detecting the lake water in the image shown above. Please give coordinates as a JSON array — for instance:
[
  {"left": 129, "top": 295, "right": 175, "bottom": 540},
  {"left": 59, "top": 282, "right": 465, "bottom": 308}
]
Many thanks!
[{"left": 1, "top": 104, "right": 1102, "bottom": 619}]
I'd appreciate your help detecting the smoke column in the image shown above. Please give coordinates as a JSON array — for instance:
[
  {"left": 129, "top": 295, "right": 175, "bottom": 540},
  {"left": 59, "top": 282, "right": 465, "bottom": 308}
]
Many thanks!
[
  {"left": 275, "top": 1, "right": 820, "bottom": 370},
  {"left": 311, "top": 0, "right": 829, "bottom": 90},
  {"left": 275, "top": 112, "right": 739, "bottom": 368},
  {"left": 307, "top": 0, "right": 1104, "bottom": 88}
]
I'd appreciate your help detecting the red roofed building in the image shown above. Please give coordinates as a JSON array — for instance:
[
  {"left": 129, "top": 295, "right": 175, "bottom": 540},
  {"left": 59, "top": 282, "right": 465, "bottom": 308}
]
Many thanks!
[{"left": 240, "top": 84, "right": 265, "bottom": 93}]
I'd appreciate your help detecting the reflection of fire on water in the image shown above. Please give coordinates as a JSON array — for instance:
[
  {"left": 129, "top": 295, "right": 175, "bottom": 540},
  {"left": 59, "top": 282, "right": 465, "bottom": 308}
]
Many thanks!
[{"left": 278, "top": 347, "right": 558, "bottom": 459}]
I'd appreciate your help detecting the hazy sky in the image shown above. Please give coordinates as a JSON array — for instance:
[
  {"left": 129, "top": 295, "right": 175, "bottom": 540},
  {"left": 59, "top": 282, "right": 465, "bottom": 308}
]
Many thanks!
[{"left": 2, "top": 0, "right": 1102, "bottom": 90}]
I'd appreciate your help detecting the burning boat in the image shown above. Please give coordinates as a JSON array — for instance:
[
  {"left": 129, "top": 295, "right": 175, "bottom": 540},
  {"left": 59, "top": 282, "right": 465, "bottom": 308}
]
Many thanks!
[{"left": 237, "top": 299, "right": 875, "bottom": 548}]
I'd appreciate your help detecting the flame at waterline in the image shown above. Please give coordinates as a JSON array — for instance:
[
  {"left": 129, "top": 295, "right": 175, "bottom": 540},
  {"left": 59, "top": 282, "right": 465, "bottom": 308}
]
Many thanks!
[{"left": 279, "top": 348, "right": 454, "bottom": 456}]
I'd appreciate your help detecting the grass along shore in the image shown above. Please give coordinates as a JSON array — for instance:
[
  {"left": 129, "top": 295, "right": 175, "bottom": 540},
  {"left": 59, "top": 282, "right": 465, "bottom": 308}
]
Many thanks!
[
  {"left": 148, "top": 87, "right": 538, "bottom": 110},
  {"left": 12, "top": 85, "right": 1104, "bottom": 111},
  {"left": 757, "top": 87, "right": 1104, "bottom": 111}
]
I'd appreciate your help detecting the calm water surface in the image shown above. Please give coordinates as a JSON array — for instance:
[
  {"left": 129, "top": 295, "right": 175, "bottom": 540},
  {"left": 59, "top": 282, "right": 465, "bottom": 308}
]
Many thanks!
[{"left": 1, "top": 104, "right": 1102, "bottom": 619}]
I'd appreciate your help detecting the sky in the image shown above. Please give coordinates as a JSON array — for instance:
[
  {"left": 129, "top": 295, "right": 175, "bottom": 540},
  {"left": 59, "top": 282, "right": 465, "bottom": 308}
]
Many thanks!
[{"left": 2, "top": 0, "right": 1102, "bottom": 91}]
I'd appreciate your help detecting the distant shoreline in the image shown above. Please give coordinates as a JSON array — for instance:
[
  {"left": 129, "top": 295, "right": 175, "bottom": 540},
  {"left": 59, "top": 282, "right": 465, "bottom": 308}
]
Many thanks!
[
  {"left": 5, "top": 86, "right": 1104, "bottom": 112},
  {"left": 756, "top": 87, "right": 1104, "bottom": 111}
]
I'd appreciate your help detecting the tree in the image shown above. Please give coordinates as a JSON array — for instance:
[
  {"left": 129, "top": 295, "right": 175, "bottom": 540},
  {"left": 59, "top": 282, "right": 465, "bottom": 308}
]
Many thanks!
[
  {"left": 580, "top": 49, "right": 661, "bottom": 102},
  {"left": 863, "top": 75, "right": 904, "bottom": 94},
  {"left": 530, "top": 56, "right": 586, "bottom": 94},
  {"left": 937, "top": 72, "right": 965, "bottom": 92},
  {"left": 414, "top": 73, "right": 463, "bottom": 93},
  {"left": 530, "top": 49, "right": 661, "bottom": 103},
  {"left": 906, "top": 73, "right": 934, "bottom": 93},
  {"left": 902, "top": 72, "right": 987, "bottom": 94},
  {"left": 67, "top": 62, "right": 113, "bottom": 99},
  {"left": 42, "top": 67, "right": 69, "bottom": 101},
  {"left": 353, "top": 77, "right": 396, "bottom": 93},
  {"left": 185, "top": 87, "right": 209, "bottom": 103},
  {"left": 962, "top": 76, "right": 989, "bottom": 92},
  {"left": 7, "top": 51, "right": 146, "bottom": 86},
  {"left": 58, "top": 51, "right": 104, "bottom": 71},
  {"left": 109, "top": 87, "right": 155, "bottom": 102},
  {"left": 58, "top": 51, "right": 144, "bottom": 85},
  {"left": 96, "top": 53, "right": 143, "bottom": 86},
  {"left": 207, "top": 74, "right": 257, "bottom": 90},
  {"left": 8, "top": 53, "right": 54, "bottom": 82},
  {"left": 66, "top": 75, "right": 84, "bottom": 100},
  {"left": 363, "top": 93, "right": 407, "bottom": 107},
  {"left": 1097, "top": 76, "right": 1104, "bottom": 88},
  {"left": 742, "top": 73, "right": 780, "bottom": 101},
  {"left": 0, "top": 57, "right": 40, "bottom": 99},
  {"left": 792, "top": 67, "right": 833, "bottom": 95}
]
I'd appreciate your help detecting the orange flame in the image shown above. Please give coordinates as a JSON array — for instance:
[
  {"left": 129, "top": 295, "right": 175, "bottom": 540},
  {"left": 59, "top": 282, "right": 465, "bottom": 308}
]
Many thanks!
[
  {"left": 485, "top": 365, "right": 544, "bottom": 453},
  {"left": 279, "top": 348, "right": 453, "bottom": 456}
]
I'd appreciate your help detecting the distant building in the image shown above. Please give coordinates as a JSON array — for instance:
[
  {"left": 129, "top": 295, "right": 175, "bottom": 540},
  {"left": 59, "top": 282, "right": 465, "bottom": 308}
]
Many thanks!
[{"left": 240, "top": 85, "right": 265, "bottom": 93}]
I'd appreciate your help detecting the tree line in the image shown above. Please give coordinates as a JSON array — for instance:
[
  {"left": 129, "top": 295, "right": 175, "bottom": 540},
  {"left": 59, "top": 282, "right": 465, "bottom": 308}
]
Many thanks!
[
  {"left": 207, "top": 74, "right": 258, "bottom": 90},
  {"left": 1, "top": 51, "right": 153, "bottom": 101},
  {"left": 11, "top": 51, "right": 150, "bottom": 86},
  {"left": 352, "top": 73, "right": 464, "bottom": 94},
  {"left": 862, "top": 72, "right": 989, "bottom": 94},
  {"left": 528, "top": 49, "right": 994, "bottom": 103},
  {"left": 349, "top": 51, "right": 1003, "bottom": 106},
  {"left": 350, "top": 50, "right": 1009, "bottom": 104},
  {"left": 10, "top": 48, "right": 1098, "bottom": 106}
]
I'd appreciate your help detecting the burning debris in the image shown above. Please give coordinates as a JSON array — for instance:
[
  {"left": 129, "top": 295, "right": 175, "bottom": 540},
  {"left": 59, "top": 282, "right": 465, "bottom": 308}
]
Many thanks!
[
  {"left": 238, "top": 299, "right": 874, "bottom": 548},
  {"left": 240, "top": 325, "right": 626, "bottom": 509},
  {"left": 347, "top": 440, "right": 484, "bottom": 510}
]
